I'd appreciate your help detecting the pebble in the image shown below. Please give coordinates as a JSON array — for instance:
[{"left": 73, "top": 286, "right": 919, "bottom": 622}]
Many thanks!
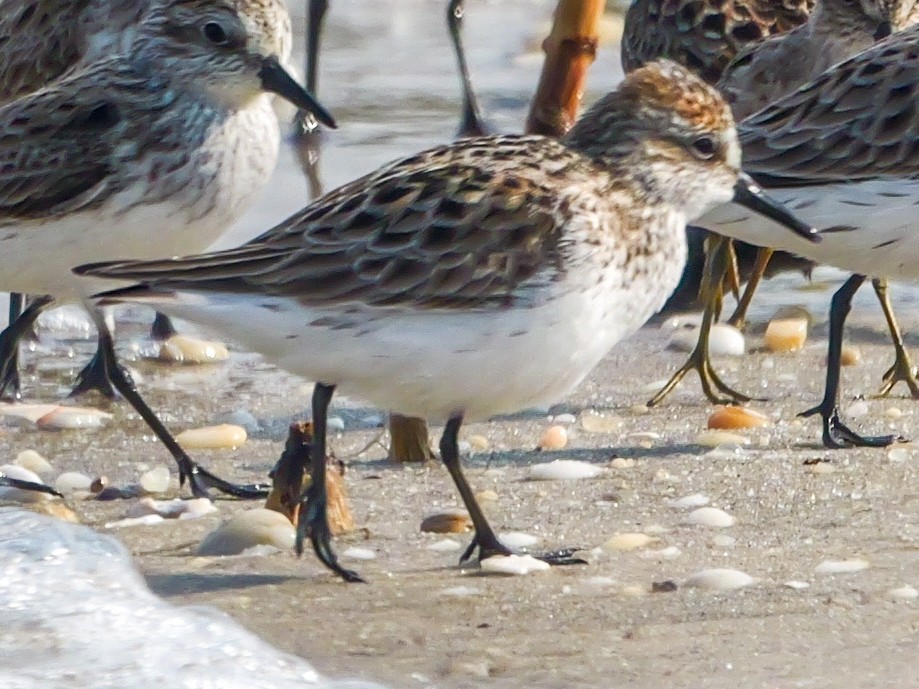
[
  {"left": 580, "top": 412, "right": 624, "bottom": 434},
  {"left": 528, "top": 459, "right": 602, "bottom": 481},
  {"left": 707, "top": 406, "right": 769, "bottom": 430},
  {"left": 14, "top": 450, "right": 52, "bottom": 476},
  {"left": 667, "top": 493, "right": 710, "bottom": 509},
  {"left": 887, "top": 407, "right": 904, "bottom": 420},
  {"left": 36, "top": 406, "right": 112, "bottom": 430},
  {"left": 342, "top": 547, "right": 376, "bottom": 561},
  {"left": 889, "top": 585, "right": 918, "bottom": 600},
  {"left": 538, "top": 425, "right": 568, "bottom": 451},
  {"left": 0, "top": 465, "right": 54, "bottom": 502},
  {"left": 765, "top": 316, "right": 808, "bottom": 352},
  {"left": 127, "top": 497, "right": 216, "bottom": 520},
  {"left": 604, "top": 532, "right": 657, "bottom": 552},
  {"left": 427, "top": 539, "right": 462, "bottom": 552},
  {"left": 479, "top": 554, "right": 550, "bottom": 576},
  {"left": 610, "top": 457, "right": 635, "bottom": 469},
  {"left": 420, "top": 510, "right": 472, "bottom": 534},
  {"left": 139, "top": 467, "right": 171, "bottom": 494},
  {"left": 53, "top": 472, "right": 93, "bottom": 496},
  {"left": 90, "top": 477, "right": 107, "bottom": 494},
  {"left": 670, "top": 323, "right": 745, "bottom": 356},
  {"left": 814, "top": 558, "right": 870, "bottom": 575},
  {"left": 695, "top": 430, "right": 750, "bottom": 448},
  {"left": 197, "top": 509, "right": 296, "bottom": 556},
  {"left": 684, "top": 568, "right": 755, "bottom": 591},
  {"left": 157, "top": 335, "right": 229, "bottom": 364},
  {"left": 105, "top": 514, "right": 165, "bottom": 528},
  {"left": 176, "top": 424, "right": 247, "bottom": 450},
  {"left": 499, "top": 532, "right": 540, "bottom": 550},
  {"left": 683, "top": 507, "right": 735, "bottom": 528},
  {"left": 840, "top": 345, "right": 861, "bottom": 366}
]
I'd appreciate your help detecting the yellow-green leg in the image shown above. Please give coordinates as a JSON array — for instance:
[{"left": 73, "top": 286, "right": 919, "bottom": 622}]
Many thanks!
[
  {"left": 873, "top": 278, "right": 919, "bottom": 398},
  {"left": 727, "top": 247, "right": 774, "bottom": 330}
]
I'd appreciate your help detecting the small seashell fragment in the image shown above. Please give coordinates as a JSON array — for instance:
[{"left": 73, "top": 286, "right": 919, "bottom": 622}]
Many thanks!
[
  {"left": 53, "top": 471, "right": 93, "bottom": 495},
  {"left": 128, "top": 497, "right": 216, "bottom": 520},
  {"left": 528, "top": 459, "right": 602, "bottom": 480},
  {"left": 342, "top": 546, "right": 376, "bottom": 561},
  {"left": 475, "top": 489, "right": 499, "bottom": 503},
  {"left": 468, "top": 435, "right": 490, "bottom": 451},
  {"left": 683, "top": 507, "right": 735, "bottom": 528},
  {"left": 765, "top": 317, "right": 808, "bottom": 352},
  {"left": 197, "top": 508, "right": 295, "bottom": 556},
  {"left": 889, "top": 585, "right": 918, "bottom": 600},
  {"left": 887, "top": 447, "right": 913, "bottom": 463},
  {"left": 157, "top": 334, "right": 229, "bottom": 364},
  {"left": 784, "top": 580, "right": 810, "bottom": 590},
  {"left": 814, "top": 558, "right": 870, "bottom": 575},
  {"left": 0, "top": 464, "right": 54, "bottom": 502},
  {"left": 439, "top": 586, "right": 483, "bottom": 597},
  {"left": 609, "top": 457, "right": 635, "bottom": 469},
  {"left": 176, "top": 424, "right": 247, "bottom": 450},
  {"left": 499, "top": 532, "right": 540, "bottom": 550},
  {"left": 0, "top": 403, "right": 59, "bottom": 424},
  {"left": 580, "top": 412, "right": 624, "bottom": 434},
  {"left": 36, "top": 406, "right": 112, "bottom": 430},
  {"left": 639, "top": 545, "right": 682, "bottom": 560},
  {"left": 847, "top": 400, "right": 870, "bottom": 417},
  {"left": 420, "top": 510, "right": 472, "bottom": 534},
  {"left": 684, "top": 568, "right": 755, "bottom": 591},
  {"left": 887, "top": 407, "right": 903, "bottom": 420},
  {"left": 807, "top": 461, "right": 836, "bottom": 474},
  {"left": 551, "top": 413, "right": 576, "bottom": 424},
  {"left": 538, "top": 425, "right": 568, "bottom": 451},
  {"left": 695, "top": 430, "right": 751, "bottom": 448},
  {"left": 427, "top": 538, "right": 462, "bottom": 552},
  {"left": 14, "top": 450, "right": 52, "bottom": 475},
  {"left": 479, "top": 554, "right": 550, "bottom": 576},
  {"left": 139, "top": 466, "right": 171, "bottom": 494},
  {"left": 667, "top": 493, "right": 710, "bottom": 509},
  {"left": 707, "top": 406, "right": 769, "bottom": 430},
  {"left": 712, "top": 534, "right": 736, "bottom": 547},
  {"left": 604, "top": 532, "right": 657, "bottom": 552},
  {"left": 670, "top": 324, "right": 745, "bottom": 356},
  {"left": 840, "top": 345, "right": 861, "bottom": 366},
  {"left": 105, "top": 514, "right": 166, "bottom": 528}
]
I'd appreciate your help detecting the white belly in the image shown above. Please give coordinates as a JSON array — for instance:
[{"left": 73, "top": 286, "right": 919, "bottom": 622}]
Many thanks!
[{"left": 701, "top": 179, "right": 919, "bottom": 280}]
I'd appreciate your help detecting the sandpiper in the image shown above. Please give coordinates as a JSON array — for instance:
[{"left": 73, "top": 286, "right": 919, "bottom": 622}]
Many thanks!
[
  {"left": 0, "top": 0, "right": 335, "bottom": 498},
  {"left": 77, "top": 60, "right": 817, "bottom": 581},
  {"left": 691, "top": 23, "right": 919, "bottom": 446},
  {"left": 649, "top": 0, "right": 919, "bottom": 409}
]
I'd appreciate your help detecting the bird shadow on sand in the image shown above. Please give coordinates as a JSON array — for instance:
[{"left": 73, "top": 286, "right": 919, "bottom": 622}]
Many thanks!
[{"left": 145, "top": 571, "right": 293, "bottom": 598}]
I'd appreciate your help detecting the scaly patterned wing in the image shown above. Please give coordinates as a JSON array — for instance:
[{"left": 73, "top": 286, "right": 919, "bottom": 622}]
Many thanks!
[
  {"left": 78, "top": 136, "right": 579, "bottom": 310},
  {"left": 738, "top": 25, "right": 919, "bottom": 185},
  {"left": 621, "top": 0, "right": 813, "bottom": 84}
]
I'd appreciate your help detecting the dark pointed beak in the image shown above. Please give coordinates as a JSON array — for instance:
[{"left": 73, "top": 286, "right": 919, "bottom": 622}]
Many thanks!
[
  {"left": 0, "top": 474, "right": 63, "bottom": 498},
  {"left": 259, "top": 56, "right": 336, "bottom": 129},
  {"left": 733, "top": 173, "right": 820, "bottom": 243}
]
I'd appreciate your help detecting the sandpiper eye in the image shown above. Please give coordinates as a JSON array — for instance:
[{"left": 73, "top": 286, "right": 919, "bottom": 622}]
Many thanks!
[
  {"left": 691, "top": 136, "right": 718, "bottom": 159},
  {"left": 202, "top": 21, "right": 228, "bottom": 45}
]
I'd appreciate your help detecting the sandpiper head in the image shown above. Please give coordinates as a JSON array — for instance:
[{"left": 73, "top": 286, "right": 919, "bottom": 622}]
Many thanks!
[{"left": 137, "top": 0, "right": 335, "bottom": 126}]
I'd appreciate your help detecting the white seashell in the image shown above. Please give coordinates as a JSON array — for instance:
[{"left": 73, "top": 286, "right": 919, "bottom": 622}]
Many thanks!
[
  {"left": 712, "top": 534, "right": 736, "bottom": 547},
  {"left": 814, "top": 558, "right": 870, "bottom": 574},
  {"left": 139, "top": 466, "right": 171, "bottom": 494},
  {"left": 0, "top": 403, "right": 59, "bottom": 424},
  {"left": 468, "top": 435, "right": 490, "bottom": 451},
  {"left": 684, "top": 568, "right": 755, "bottom": 591},
  {"left": 36, "top": 406, "right": 112, "bottom": 430},
  {"left": 604, "top": 532, "right": 657, "bottom": 552},
  {"left": 176, "top": 424, "right": 247, "bottom": 450},
  {"left": 479, "top": 554, "right": 550, "bottom": 576},
  {"left": 197, "top": 509, "right": 295, "bottom": 556},
  {"left": 639, "top": 545, "right": 682, "bottom": 560},
  {"left": 683, "top": 507, "right": 735, "bottom": 528},
  {"left": 157, "top": 335, "right": 229, "bottom": 364},
  {"left": 579, "top": 412, "right": 624, "bottom": 434},
  {"left": 528, "top": 459, "right": 602, "bottom": 481},
  {"left": 342, "top": 547, "right": 376, "bottom": 561},
  {"left": 667, "top": 493, "right": 710, "bottom": 509},
  {"left": 327, "top": 416, "right": 345, "bottom": 431},
  {"left": 0, "top": 464, "right": 54, "bottom": 502},
  {"left": 439, "top": 586, "right": 484, "bottom": 597},
  {"left": 178, "top": 498, "right": 219, "bottom": 520},
  {"left": 53, "top": 472, "right": 93, "bottom": 495},
  {"left": 887, "top": 407, "right": 904, "bottom": 419},
  {"left": 695, "top": 430, "right": 751, "bottom": 448},
  {"left": 889, "top": 585, "right": 918, "bottom": 600},
  {"left": 670, "top": 323, "right": 744, "bottom": 356},
  {"left": 551, "top": 413, "right": 576, "bottom": 424},
  {"left": 14, "top": 450, "right": 53, "bottom": 475},
  {"left": 499, "top": 532, "right": 540, "bottom": 550},
  {"left": 887, "top": 447, "right": 914, "bottom": 463},
  {"left": 783, "top": 580, "right": 810, "bottom": 590},
  {"left": 427, "top": 539, "right": 462, "bottom": 552},
  {"left": 609, "top": 457, "right": 635, "bottom": 469},
  {"left": 127, "top": 497, "right": 216, "bottom": 520},
  {"left": 105, "top": 514, "right": 166, "bottom": 528}
]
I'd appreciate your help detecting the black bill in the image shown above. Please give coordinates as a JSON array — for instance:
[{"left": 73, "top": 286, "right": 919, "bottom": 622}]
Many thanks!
[
  {"left": 733, "top": 173, "right": 820, "bottom": 243},
  {"left": 0, "top": 474, "right": 63, "bottom": 498},
  {"left": 259, "top": 56, "right": 336, "bottom": 129}
]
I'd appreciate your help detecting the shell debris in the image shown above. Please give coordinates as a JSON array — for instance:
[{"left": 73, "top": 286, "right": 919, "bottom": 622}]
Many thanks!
[{"left": 176, "top": 424, "right": 247, "bottom": 450}]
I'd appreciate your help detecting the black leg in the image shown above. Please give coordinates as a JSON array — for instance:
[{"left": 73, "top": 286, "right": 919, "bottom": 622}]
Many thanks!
[
  {"left": 296, "top": 382, "right": 364, "bottom": 582},
  {"left": 150, "top": 312, "right": 178, "bottom": 341},
  {"left": 447, "top": 0, "right": 489, "bottom": 137},
  {"left": 294, "top": 0, "right": 329, "bottom": 135},
  {"left": 800, "top": 274, "right": 901, "bottom": 448},
  {"left": 69, "top": 326, "right": 119, "bottom": 399},
  {"left": 82, "top": 306, "right": 270, "bottom": 499},
  {"left": 0, "top": 295, "right": 53, "bottom": 400},
  {"left": 440, "top": 415, "right": 586, "bottom": 566},
  {"left": 0, "top": 471, "right": 63, "bottom": 498}
]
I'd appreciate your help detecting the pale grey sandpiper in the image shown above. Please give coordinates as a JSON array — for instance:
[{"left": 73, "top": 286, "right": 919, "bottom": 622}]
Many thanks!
[
  {"left": 0, "top": 0, "right": 335, "bottom": 498},
  {"left": 77, "top": 60, "right": 818, "bottom": 581},
  {"left": 694, "top": 23, "right": 919, "bottom": 447},
  {"left": 649, "top": 0, "right": 919, "bottom": 408}
]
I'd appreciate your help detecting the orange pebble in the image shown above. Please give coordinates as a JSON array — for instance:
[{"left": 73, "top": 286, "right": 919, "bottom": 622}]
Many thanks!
[{"left": 707, "top": 406, "right": 770, "bottom": 430}]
